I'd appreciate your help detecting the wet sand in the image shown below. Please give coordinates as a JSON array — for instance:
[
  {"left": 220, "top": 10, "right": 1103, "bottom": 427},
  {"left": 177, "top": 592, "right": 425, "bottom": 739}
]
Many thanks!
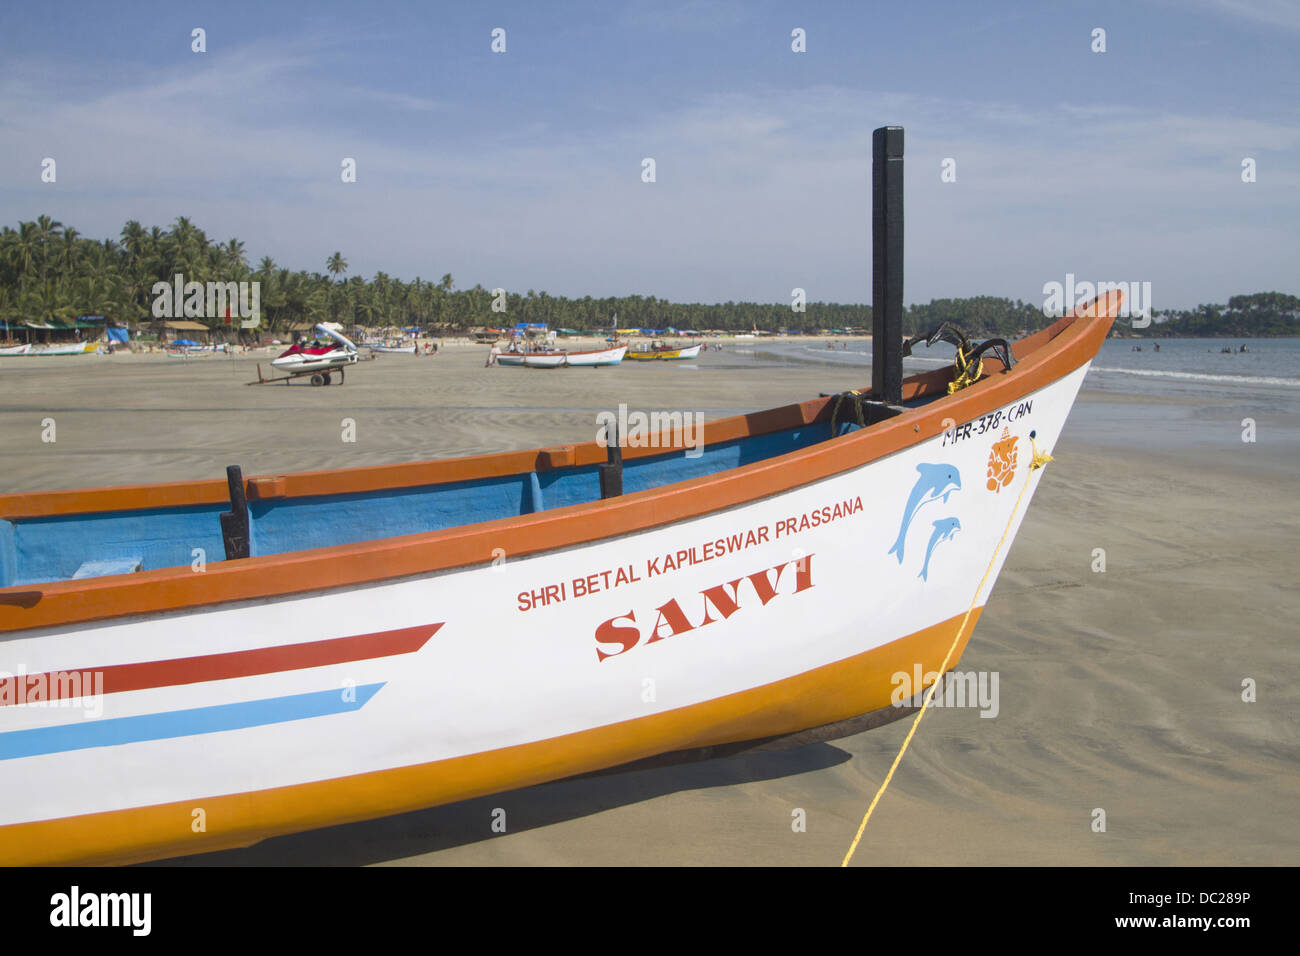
[{"left": 2, "top": 347, "right": 1295, "bottom": 865}]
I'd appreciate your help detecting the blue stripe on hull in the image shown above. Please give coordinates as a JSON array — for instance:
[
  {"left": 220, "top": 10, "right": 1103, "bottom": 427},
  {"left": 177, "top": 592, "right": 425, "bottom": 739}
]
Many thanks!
[{"left": 0, "top": 682, "right": 384, "bottom": 760}]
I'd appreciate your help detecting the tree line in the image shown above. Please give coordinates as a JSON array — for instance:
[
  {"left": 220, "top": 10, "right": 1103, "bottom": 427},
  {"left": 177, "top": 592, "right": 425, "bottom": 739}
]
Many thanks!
[
  {"left": 1149, "top": 293, "right": 1300, "bottom": 337},
  {"left": 1, "top": 216, "right": 1295, "bottom": 338}
]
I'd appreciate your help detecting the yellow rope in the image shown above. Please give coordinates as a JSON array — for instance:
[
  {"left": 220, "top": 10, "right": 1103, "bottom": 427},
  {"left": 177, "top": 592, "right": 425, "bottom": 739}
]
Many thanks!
[
  {"left": 840, "top": 435, "right": 1054, "bottom": 867},
  {"left": 947, "top": 344, "right": 984, "bottom": 394}
]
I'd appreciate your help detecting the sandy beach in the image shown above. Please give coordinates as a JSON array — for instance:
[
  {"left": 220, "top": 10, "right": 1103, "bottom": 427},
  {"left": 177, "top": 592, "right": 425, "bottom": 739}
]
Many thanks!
[{"left": 1, "top": 344, "right": 1295, "bottom": 866}]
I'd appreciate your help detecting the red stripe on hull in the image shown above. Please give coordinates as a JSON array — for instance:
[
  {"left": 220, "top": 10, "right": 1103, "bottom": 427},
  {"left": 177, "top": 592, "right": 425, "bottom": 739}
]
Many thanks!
[{"left": 0, "top": 623, "right": 441, "bottom": 705}]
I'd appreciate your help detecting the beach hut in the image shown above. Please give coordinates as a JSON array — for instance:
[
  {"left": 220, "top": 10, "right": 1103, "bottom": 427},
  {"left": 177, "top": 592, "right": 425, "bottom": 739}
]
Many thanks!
[{"left": 161, "top": 320, "right": 212, "bottom": 344}]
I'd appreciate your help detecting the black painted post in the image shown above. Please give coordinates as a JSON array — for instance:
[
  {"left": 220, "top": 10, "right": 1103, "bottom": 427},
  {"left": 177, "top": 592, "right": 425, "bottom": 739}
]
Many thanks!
[
  {"left": 872, "top": 126, "right": 904, "bottom": 404},
  {"left": 598, "top": 423, "right": 623, "bottom": 499},
  {"left": 220, "top": 465, "right": 251, "bottom": 560}
]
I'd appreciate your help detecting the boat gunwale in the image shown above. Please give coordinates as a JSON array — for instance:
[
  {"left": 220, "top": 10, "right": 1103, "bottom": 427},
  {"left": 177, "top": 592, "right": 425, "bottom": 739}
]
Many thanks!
[{"left": 0, "top": 296, "right": 1118, "bottom": 631}]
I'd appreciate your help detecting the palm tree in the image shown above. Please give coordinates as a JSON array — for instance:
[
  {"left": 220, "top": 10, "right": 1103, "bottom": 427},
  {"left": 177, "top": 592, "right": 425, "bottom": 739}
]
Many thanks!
[
  {"left": 223, "top": 238, "right": 248, "bottom": 275},
  {"left": 120, "top": 220, "right": 146, "bottom": 257},
  {"left": 15, "top": 222, "right": 39, "bottom": 296},
  {"left": 169, "top": 217, "right": 208, "bottom": 281},
  {"left": 311, "top": 281, "right": 334, "bottom": 323},
  {"left": 281, "top": 269, "right": 310, "bottom": 329},
  {"left": 116, "top": 221, "right": 151, "bottom": 322},
  {"left": 59, "top": 228, "right": 81, "bottom": 275},
  {"left": 344, "top": 275, "right": 366, "bottom": 325},
  {"left": 405, "top": 279, "right": 424, "bottom": 326},
  {"left": 74, "top": 243, "right": 116, "bottom": 316},
  {"left": 23, "top": 277, "right": 73, "bottom": 328},
  {"left": 34, "top": 215, "right": 63, "bottom": 283},
  {"left": 326, "top": 252, "right": 348, "bottom": 283},
  {"left": 0, "top": 284, "right": 15, "bottom": 337}
]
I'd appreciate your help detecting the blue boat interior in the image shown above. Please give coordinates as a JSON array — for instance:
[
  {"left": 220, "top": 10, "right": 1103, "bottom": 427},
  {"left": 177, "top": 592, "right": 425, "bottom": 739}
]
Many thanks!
[{"left": 0, "top": 415, "right": 900, "bottom": 588}]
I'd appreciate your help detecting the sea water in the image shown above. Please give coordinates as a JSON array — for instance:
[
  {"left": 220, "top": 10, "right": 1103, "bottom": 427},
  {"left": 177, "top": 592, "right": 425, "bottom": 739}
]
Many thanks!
[
  {"left": 730, "top": 337, "right": 1300, "bottom": 473},
  {"left": 753, "top": 337, "right": 1298, "bottom": 392}
]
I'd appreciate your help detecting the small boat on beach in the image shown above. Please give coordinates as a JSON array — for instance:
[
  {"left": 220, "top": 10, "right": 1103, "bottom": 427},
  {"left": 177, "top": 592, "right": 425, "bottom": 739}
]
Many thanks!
[
  {"left": 562, "top": 344, "right": 627, "bottom": 367},
  {"left": 495, "top": 350, "right": 535, "bottom": 367},
  {"left": 496, "top": 349, "right": 564, "bottom": 368},
  {"left": 626, "top": 341, "right": 703, "bottom": 361},
  {"left": 0, "top": 341, "right": 98, "bottom": 357},
  {"left": 0, "top": 127, "right": 1122, "bottom": 864},
  {"left": 166, "top": 341, "right": 230, "bottom": 357},
  {"left": 497, "top": 344, "right": 627, "bottom": 368}
]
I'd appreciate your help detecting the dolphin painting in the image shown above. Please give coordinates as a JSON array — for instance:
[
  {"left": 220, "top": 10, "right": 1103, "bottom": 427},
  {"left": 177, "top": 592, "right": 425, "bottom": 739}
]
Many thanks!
[
  {"left": 918, "top": 517, "right": 961, "bottom": 581},
  {"left": 888, "top": 464, "right": 962, "bottom": 563}
]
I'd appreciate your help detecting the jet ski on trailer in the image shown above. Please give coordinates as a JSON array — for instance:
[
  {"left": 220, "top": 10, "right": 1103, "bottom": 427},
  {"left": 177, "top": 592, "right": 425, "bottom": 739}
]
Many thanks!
[{"left": 255, "top": 324, "right": 361, "bottom": 385}]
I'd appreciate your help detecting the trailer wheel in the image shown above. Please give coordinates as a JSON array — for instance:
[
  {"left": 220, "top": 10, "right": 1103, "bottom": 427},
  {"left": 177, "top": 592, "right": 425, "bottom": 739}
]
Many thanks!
[
  {"left": 322, "top": 372, "right": 333, "bottom": 385},
  {"left": 310, "top": 373, "right": 324, "bottom": 386}
]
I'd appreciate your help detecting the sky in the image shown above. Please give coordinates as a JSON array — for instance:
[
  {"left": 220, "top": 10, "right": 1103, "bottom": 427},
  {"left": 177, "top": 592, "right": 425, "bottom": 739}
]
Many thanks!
[{"left": 0, "top": 0, "right": 1296, "bottom": 310}]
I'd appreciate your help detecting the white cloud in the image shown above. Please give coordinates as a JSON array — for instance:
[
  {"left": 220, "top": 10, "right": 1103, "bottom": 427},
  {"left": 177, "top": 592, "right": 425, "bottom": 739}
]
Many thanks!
[{"left": 0, "top": 52, "right": 1296, "bottom": 309}]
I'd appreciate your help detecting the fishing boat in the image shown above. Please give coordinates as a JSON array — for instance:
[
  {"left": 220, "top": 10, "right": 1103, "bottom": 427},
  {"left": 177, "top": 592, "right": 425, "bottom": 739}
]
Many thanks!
[
  {"left": 562, "top": 344, "right": 627, "bottom": 367},
  {"left": 497, "top": 345, "right": 627, "bottom": 368},
  {"left": 0, "top": 127, "right": 1121, "bottom": 865},
  {"left": 0, "top": 341, "right": 98, "bottom": 357},
  {"left": 494, "top": 348, "right": 539, "bottom": 367},
  {"left": 626, "top": 341, "right": 703, "bottom": 361},
  {"left": 368, "top": 343, "right": 417, "bottom": 354}
]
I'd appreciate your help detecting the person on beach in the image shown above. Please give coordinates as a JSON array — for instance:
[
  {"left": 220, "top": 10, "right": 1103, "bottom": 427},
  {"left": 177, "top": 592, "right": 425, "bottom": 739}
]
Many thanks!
[{"left": 486, "top": 343, "right": 500, "bottom": 367}]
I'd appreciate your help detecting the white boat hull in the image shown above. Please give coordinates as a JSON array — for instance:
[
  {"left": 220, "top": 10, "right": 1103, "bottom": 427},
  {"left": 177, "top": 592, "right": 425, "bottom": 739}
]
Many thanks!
[
  {"left": 522, "top": 353, "right": 566, "bottom": 368},
  {"left": 0, "top": 363, "right": 1090, "bottom": 863},
  {"left": 1, "top": 342, "right": 97, "bottom": 356},
  {"left": 565, "top": 345, "right": 627, "bottom": 366},
  {"left": 496, "top": 345, "right": 627, "bottom": 367}
]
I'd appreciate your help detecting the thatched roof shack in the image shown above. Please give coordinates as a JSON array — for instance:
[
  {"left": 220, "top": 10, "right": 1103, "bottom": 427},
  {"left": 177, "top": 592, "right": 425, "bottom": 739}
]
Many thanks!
[{"left": 160, "top": 320, "right": 212, "bottom": 343}]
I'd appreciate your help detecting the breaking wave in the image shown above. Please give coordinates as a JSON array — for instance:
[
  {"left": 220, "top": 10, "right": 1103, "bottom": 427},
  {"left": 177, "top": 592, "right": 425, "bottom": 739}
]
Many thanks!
[{"left": 1089, "top": 367, "right": 1300, "bottom": 388}]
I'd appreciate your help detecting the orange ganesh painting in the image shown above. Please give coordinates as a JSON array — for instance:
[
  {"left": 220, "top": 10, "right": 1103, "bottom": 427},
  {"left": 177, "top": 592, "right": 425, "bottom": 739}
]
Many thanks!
[{"left": 986, "top": 428, "right": 1019, "bottom": 492}]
